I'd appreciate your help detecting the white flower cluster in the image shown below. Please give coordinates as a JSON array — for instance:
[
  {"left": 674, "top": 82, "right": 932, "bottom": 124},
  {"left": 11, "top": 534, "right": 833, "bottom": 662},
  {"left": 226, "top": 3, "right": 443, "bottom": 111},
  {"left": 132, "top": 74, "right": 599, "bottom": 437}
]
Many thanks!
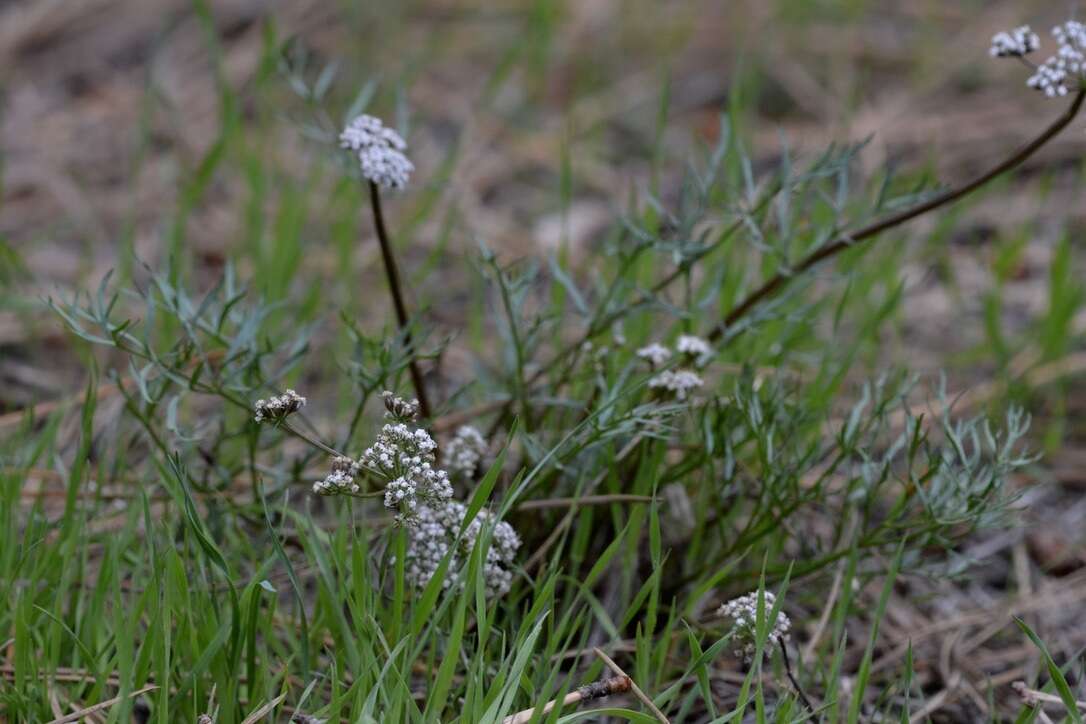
[
  {"left": 443, "top": 425, "right": 488, "bottom": 479},
  {"left": 989, "top": 25, "right": 1039, "bottom": 58},
  {"left": 358, "top": 393, "right": 452, "bottom": 522},
  {"left": 637, "top": 334, "right": 712, "bottom": 401},
  {"left": 636, "top": 343, "right": 671, "bottom": 367},
  {"left": 675, "top": 334, "right": 713, "bottom": 367},
  {"left": 253, "top": 389, "right": 306, "bottom": 423},
  {"left": 401, "top": 502, "right": 521, "bottom": 597},
  {"left": 647, "top": 369, "right": 704, "bottom": 401},
  {"left": 992, "top": 21, "right": 1086, "bottom": 98},
  {"left": 313, "top": 456, "right": 361, "bottom": 496},
  {"left": 363, "top": 422, "right": 453, "bottom": 521},
  {"left": 339, "top": 114, "right": 414, "bottom": 189},
  {"left": 1027, "top": 22, "right": 1086, "bottom": 97},
  {"left": 718, "top": 591, "right": 791, "bottom": 661}
]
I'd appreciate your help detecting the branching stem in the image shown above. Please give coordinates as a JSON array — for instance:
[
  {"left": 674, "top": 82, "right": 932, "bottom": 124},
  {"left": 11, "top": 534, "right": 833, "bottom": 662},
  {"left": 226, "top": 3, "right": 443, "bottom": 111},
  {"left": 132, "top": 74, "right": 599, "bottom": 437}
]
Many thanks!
[{"left": 709, "top": 89, "right": 1086, "bottom": 340}]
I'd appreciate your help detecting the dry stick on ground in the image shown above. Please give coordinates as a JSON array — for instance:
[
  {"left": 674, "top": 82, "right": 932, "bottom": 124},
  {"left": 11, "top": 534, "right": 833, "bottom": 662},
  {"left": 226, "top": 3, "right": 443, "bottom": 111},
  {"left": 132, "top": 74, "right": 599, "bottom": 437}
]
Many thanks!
[
  {"left": 593, "top": 647, "right": 670, "bottom": 723},
  {"left": 501, "top": 676, "right": 632, "bottom": 724},
  {"left": 708, "top": 89, "right": 1086, "bottom": 341},
  {"left": 368, "top": 180, "right": 432, "bottom": 420}
]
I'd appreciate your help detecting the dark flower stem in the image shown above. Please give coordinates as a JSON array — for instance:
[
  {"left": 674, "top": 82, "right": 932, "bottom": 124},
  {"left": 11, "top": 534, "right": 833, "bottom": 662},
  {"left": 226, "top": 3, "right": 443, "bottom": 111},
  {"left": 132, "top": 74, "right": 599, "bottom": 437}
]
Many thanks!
[
  {"left": 779, "top": 639, "right": 816, "bottom": 721},
  {"left": 709, "top": 89, "right": 1086, "bottom": 341},
  {"left": 368, "top": 180, "right": 433, "bottom": 420}
]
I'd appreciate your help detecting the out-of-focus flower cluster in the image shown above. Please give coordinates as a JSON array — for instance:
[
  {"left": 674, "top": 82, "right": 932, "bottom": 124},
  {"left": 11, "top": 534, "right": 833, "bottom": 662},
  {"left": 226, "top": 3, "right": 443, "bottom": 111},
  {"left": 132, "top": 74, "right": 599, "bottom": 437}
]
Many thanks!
[
  {"left": 339, "top": 114, "right": 414, "bottom": 189},
  {"left": 718, "top": 591, "right": 791, "bottom": 662},
  {"left": 401, "top": 501, "right": 521, "bottom": 597},
  {"left": 253, "top": 389, "right": 306, "bottom": 424},
  {"left": 443, "top": 425, "right": 488, "bottom": 480},
  {"left": 637, "top": 334, "right": 712, "bottom": 401},
  {"left": 991, "top": 21, "right": 1086, "bottom": 98},
  {"left": 989, "top": 25, "right": 1039, "bottom": 58}
]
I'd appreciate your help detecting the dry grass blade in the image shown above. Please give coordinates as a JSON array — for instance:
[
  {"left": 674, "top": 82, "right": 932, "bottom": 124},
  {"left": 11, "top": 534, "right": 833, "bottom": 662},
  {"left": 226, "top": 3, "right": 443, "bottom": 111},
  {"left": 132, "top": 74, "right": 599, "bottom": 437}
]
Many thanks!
[
  {"left": 45, "top": 684, "right": 157, "bottom": 724},
  {"left": 594, "top": 647, "right": 670, "bottom": 723},
  {"left": 239, "top": 692, "right": 288, "bottom": 724},
  {"left": 1013, "top": 681, "right": 1086, "bottom": 711}
]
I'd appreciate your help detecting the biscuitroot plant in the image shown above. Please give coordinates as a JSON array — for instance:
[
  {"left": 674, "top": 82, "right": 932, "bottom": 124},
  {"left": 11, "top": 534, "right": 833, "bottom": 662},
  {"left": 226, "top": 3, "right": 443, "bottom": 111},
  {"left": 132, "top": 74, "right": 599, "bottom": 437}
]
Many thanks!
[
  {"left": 255, "top": 387, "right": 521, "bottom": 595},
  {"left": 34, "top": 17, "right": 1086, "bottom": 721}
]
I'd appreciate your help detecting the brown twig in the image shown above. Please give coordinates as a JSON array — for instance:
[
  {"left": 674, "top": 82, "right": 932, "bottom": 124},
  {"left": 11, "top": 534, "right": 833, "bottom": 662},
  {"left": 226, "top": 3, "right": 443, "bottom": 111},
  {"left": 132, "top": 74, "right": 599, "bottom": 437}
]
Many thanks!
[
  {"left": 593, "top": 647, "right": 670, "bottom": 723},
  {"left": 501, "top": 675, "right": 632, "bottom": 724},
  {"left": 708, "top": 89, "right": 1086, "bottom": 341},
  {"left": 368, "top": 180, "right": 432, "bottom": 420}
]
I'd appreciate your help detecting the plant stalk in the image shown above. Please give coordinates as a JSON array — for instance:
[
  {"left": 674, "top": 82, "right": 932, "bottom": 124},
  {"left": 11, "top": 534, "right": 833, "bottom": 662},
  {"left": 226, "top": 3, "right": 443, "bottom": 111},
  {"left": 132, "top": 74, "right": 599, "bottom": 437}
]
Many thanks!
[{"left": 368, "top": 180, "right": 433, "bottom": 419}]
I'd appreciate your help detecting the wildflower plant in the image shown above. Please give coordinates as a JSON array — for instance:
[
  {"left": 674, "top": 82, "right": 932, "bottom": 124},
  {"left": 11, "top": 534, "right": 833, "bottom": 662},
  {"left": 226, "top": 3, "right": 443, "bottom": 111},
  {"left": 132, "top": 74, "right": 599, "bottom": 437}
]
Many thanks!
[
  {"left": 719, "top": 590, "right": 792, "bottom": 662},
  {"left": 21, "top": 17, "right": 1086, "bottom": 723}
]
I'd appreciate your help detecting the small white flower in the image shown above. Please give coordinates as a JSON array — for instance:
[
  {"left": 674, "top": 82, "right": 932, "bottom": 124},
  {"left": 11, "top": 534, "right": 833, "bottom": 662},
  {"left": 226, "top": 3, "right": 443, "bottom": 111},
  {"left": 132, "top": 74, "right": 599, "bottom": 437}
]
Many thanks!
[
  {"left": 648, "top": 369, "right": 704, "bottom": 401},
  {"left": 636, "top": 343, "right": 672, "bottom": 367},
  {"left": 675, "top": 334, "right": 713, "bottom": 367},
  {"left": 718, "top": 591, "right": 791, "bottom": 661},
  {"left": 254, "top": 389, "right": 306, "bottom": 423},
  {"left": 990, "top": 25, "right": 1039, "bottom": 58},
  {"left": 339, "top": 114, "right": 414, "bottom": 189},
  {"left": 444, "top": 425, "right": 488, "bottom": 479}
]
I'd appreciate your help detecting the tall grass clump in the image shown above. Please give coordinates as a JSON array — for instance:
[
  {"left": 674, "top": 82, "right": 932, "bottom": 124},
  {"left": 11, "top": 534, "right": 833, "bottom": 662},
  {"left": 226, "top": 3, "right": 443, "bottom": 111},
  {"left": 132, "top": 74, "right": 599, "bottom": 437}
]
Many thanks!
[{"left": 5, "top": 13, "right": 1086, "bottom": 723}]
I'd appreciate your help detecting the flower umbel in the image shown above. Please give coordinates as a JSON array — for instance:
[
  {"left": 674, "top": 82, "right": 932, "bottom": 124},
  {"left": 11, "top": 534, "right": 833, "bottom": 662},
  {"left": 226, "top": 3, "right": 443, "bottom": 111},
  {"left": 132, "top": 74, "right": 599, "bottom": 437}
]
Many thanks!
[
  {"left": 636, "top": 343, "right": 671, "bottom": 367},
  {"left": 401, "top": 502, "right": 521, "bottom": 597},
  {"left": 382, "top": 389, "right": 421, "bottom": 422},
  {"left": 1027, "top": 22, "right": 1086, "bottom": 98},
  {"left": 718, "top": 591, "right": 791, "bottom": 662},
  {"left": 989, "top": 25, "right": 1039, "bottom": 58},
  {"left": 361, "top": 393, "right": 453, "bottom": 522},
  {"left": 675, "top": 334, "right": 713, "bottom": 367},
  {"left": 313, "top": 456, "right": 361, "bottom": 496},
  {"left": 339, "top": 114, "right": 414, "bottom": 189},
  {"left": 993, "top": 20, "right": 1086, "bottom": 98},
  {"left": 444, "top": 425, "right": 488, "bottom": 479},
  {"left": 254, "top": 389, "right": 306, "bottom": 424},
  {"left": 648, "top": 369, "right": 704, "bottom": 401}
]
